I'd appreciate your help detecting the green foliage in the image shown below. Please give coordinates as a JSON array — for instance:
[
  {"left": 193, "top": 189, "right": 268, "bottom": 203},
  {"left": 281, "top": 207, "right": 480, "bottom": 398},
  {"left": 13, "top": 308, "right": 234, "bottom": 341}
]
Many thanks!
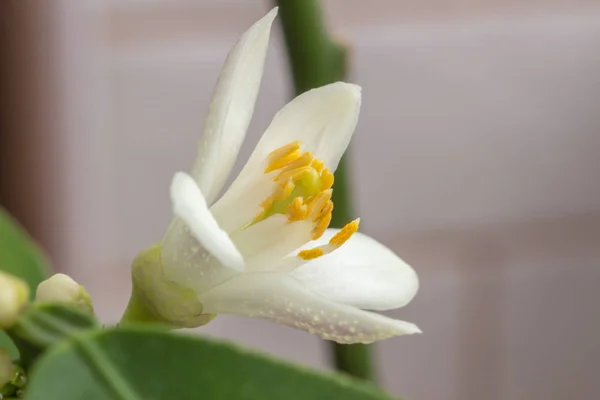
[
  {"left": 24, "top": 327, "right": 397, "bottom": 400},
  {"left": 0, "top": 333, "right": 18, "bottom": 360},
  {"left": 8, "top": 303, "right": 98, "bottom": 367},
  {"left": 0, "top": 207, "right": 51, "bottom": 360},
  {"left": 0, "top": 207, "right": 49, "bottom": 296}
]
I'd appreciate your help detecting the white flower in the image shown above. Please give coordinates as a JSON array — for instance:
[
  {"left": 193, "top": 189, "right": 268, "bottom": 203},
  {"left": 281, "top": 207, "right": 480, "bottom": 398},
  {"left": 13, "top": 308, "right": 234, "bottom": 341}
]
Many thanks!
[
  {"left": 130, "top": 7, "right": 420, "bottom": 344},
  {"left": 36, "top": 273, "right": 94, "bottom": 314}
]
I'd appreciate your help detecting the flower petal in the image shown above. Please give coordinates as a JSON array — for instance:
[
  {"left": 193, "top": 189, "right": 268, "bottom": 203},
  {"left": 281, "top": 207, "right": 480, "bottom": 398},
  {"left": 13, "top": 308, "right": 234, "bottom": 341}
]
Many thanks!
[
  {"left": 199, "top": 272, "right": 420, "bottom": 344},
  {"left": 161, "top": 219, "right": 239, "bottom": 295},
  {"left": 252, "top": 82, "right": 361, "bottom": 172},
  {"left": 210, "top": 173, "right": 275, "bottom": 233},
  {"left": 166, "top": 172, "right": 244, "bottom": 273},
  {"left": 229, "top": 215, "right": 313, "bottom": 270},
  {"left": 190, "top": 8, "right": 277, "bottom": 205},
  {"left": 214, "top": 83, "right": 361, "bottom": 218},
  {"left": 291, "top": 230, "right": 419, "bottom": 311}
]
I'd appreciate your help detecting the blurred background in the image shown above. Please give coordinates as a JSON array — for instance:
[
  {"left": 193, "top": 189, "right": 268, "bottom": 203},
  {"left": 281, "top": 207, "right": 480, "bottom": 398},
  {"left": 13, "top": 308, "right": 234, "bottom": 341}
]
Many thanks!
[{"left": 1, "top": 0, "right": 600, "bottom": 399}]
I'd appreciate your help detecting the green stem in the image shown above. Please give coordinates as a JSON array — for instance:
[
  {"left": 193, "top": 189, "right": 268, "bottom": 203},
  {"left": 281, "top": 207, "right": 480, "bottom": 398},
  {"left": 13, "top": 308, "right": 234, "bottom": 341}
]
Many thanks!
[
  {"left": 119, "top": 289, "right": 159, "bottom": 325},
  {"left": 275, "top": 0, "right": 376, "bottom": 382}
]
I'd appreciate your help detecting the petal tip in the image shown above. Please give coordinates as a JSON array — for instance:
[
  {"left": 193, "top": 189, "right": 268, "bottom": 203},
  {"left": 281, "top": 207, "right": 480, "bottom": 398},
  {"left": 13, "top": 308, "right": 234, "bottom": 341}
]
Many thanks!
[
  {"left": 228, "top": 254, "right": 245, "bottom": 272},
  {"left": 400, "top": 321, "right": 422, "bottom": 335},
  {"left": 170, "top": 172, "right": 194, "bottom": 203},
  {"left": 333, "top": 82, "right": 362, "bottom": 100},
  {"left": 260, "top": 7, "right": 279, "bottom": 27}
]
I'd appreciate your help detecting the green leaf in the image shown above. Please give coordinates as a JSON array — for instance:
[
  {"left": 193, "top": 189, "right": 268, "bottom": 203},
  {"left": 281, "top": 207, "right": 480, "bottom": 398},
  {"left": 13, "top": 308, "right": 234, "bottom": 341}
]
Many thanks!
[
  {"left": 8, "top": 303, "right": 98, "bottom": 367},
  {"left": 0, "top": 332, "right": 18, "bottom": 360},
  {"left": 0, "top": 207, "right": 49, "bottom": 296},
  {"left": 25, "top": 327, "right": 397, "bottom": 400}
]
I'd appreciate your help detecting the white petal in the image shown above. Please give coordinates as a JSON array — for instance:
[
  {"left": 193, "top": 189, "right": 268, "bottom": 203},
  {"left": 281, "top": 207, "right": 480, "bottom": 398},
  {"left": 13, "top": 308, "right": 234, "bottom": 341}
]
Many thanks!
[
  {"left": 190, "top": 8, "right": 277, "bottom": 205},
  {"left": 199, "top": 273, "right": 420, "bottom": 344},
  {"left": 209, "top": 173, "right": 275, "bottom": 234},
  {"left": 291, "top": 230, "right": 419, "bottom": 311},
  {"left": 252, "top": 82, "right": 361, "bottom": 172},
  {"left": 215, "top": 83, "right": 361, "bottom": 218},
  {"left": 35, "top": 274, "right": 80, "bottom": 303},
  {"left": 162, "top": 218, "right": 239, "bottom": 294},
  {"left": 229, "top": 215, "right": 313, "bottom": 270},
  {"left": 167, "top": 172, "right": 243, "bottom": 272}
]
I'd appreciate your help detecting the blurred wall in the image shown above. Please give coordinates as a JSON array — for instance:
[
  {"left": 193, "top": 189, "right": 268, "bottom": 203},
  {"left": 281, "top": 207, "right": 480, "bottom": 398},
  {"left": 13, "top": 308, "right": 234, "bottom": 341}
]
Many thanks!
[
  {"left": 0, "top": 1, "right": 66, "bottom": 261},
  {"left": 3, "top": 1, "right": 600, "bottom": 399}
]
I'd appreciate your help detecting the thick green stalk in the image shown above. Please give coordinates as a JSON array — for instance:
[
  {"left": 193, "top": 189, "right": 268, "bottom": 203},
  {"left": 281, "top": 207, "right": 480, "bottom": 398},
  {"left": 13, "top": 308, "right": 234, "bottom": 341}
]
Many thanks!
[
  {"left": 119, "top": 288, "right": 159, "bottom": 325},
  {"left": 275, "top": 0, "right": 376, "bottom": 382}
]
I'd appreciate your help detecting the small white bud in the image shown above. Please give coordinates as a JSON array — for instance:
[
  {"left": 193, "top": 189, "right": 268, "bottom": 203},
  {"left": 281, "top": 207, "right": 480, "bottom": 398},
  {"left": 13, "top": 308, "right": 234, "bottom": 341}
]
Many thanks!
[
  {"left": 0, "top": 271, "right": 29, "bottom": 329},
  {"left": 36, "top": 273, "right": 93, "bottom": 314}
]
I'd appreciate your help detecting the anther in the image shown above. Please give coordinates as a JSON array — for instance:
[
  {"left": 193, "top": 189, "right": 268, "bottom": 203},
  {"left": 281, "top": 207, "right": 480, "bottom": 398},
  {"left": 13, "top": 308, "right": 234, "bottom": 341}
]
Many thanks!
[
  {"left": 274, "top": 166, "right": 313, "bottom": 183},
  {"left": 310, "top": 159, "right": 324, "bottom": 172},
  {"left": 312, "top": 212, "right": 332, "bottom": 240},
  {"left": 307, "top": 190, "right": 333, "bottom": 220},
  {"left": 278, "top": 151, "right": 314, "bottom": 175},
  {"left": 265, "top": 141, "right": 302, "bottom": 173},
  {"left": 287, "top": 197, "right": 308, "bottom": 221},
  {"left": 298, "top": 248, "right": 325, "bottom": 260},
  {"left": 321, "top": 168, "right": 334, "bottom": 191},
  {"left": 329, "top": 218, "right": 360, "bottom": 247}
]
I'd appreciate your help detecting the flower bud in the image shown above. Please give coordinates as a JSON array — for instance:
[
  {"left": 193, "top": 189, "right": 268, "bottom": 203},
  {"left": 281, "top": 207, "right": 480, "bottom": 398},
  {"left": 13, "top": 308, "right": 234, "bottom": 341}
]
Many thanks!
[
  {"left": 36, "top": 273, "right": 93, "bottom": 314},
  {"left": 124, "top": 243, "right": 213, "bottom": 328},
  {"left": 0, "top": 271, "right": 29, "bottom": 329}
]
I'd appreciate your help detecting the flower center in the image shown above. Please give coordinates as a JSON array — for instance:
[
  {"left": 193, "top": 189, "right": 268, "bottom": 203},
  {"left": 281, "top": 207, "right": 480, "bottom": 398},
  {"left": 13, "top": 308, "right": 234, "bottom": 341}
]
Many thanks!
[
  {"left": 255, "top": 141, "right": 359, "bottom": 260},
  {"left": 254, "top": 141, "right": 334, "bottom": 240}
]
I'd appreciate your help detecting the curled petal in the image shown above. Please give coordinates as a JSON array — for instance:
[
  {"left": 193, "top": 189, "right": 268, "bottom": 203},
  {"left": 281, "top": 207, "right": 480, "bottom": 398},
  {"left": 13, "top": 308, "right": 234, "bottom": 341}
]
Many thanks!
[
  {"left": 199, "top": 273, "right": 420, "bottom": 344},
  {"left": 291, "top": 230, "right": 419, "bottom": 311},
  {"left": 166, "top": 172, "right": 243, "bottom": 275}
]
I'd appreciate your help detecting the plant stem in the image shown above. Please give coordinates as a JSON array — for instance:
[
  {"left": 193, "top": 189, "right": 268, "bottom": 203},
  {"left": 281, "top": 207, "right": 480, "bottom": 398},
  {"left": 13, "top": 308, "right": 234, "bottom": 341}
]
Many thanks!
[
  {"left": 119, "top": 288, "right": 159, "bottom": 325},
  {"left": 275, "top": 0, "right": 376, "bottom": 382}
]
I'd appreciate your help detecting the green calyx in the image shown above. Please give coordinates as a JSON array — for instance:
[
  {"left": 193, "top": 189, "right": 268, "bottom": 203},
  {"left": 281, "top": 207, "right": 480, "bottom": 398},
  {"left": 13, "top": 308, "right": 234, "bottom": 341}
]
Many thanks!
[
  {"left": 76, "top": 285, "right": 94, "bottom": 315},
  {"left": 122, "top": 243, "right": 215, "bottom": 328},
  {"left": 0, "top": 351, "right": 26, "bottom": 398}
]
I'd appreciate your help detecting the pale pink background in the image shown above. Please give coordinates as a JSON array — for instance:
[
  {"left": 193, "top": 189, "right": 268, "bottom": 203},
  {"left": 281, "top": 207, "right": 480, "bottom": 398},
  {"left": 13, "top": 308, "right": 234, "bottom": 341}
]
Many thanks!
[{"left": 13, "top": 1, "right": 600, "bottom": 399}]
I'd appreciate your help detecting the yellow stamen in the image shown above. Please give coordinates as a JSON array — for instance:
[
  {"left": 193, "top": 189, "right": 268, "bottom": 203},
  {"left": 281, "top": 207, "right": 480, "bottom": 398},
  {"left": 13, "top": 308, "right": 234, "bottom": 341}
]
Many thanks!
[
  {"left": 307, "top": 190, "right": 332, "bottom": 220},
  {"left": 320, "top": 200, "right": 333, "bottom": 217},
  {"left": 321, "top": 168, "right": 334, "bottom": 191},
  {"left": 329, "top": 218, "right": 360, "bottom": 247},
  {"left": 312, "top": 212, "right": 332, "bottom": 240},
  {"left": 274, "top": 166, "right": 313, "bottom": 183},
  {"left": 287, "top": 197, "right": 308, "bottom": 221},
  {"left": 274, "top": 179, "right": 295, "bottom": 200},
  {"left": 278, "top": 151, "right": 313, "bottom": 175},
  {"left": 298, "top": 248, "right": 325, "bottom": 260},
  {"left": 265, "top": 141, "right": 301, "bottom": 173},
  {"left": 310, "top": 159, "right": 324, "bottom": 173},
  {"left": 254, "top": 142, "right": 359, "bottom": 250}
]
